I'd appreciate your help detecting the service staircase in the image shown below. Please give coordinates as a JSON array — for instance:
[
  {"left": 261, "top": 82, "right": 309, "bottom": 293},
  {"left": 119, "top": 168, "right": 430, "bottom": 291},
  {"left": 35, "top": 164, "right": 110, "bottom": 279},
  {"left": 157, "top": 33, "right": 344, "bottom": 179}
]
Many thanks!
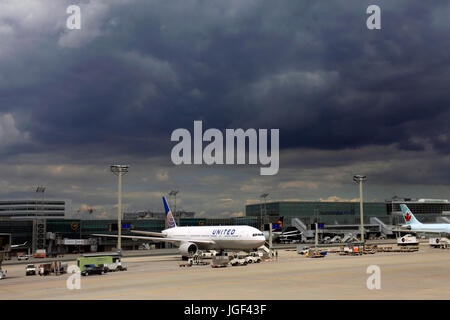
[
  {"left": 370, "top": 217, "right": 393, "bottom": 237},
  {"left": 258, "top": 241, "right": 273, "bottom": 259},
  {"left": 291, "top": 218, "right": 314, "bottom": 241}
]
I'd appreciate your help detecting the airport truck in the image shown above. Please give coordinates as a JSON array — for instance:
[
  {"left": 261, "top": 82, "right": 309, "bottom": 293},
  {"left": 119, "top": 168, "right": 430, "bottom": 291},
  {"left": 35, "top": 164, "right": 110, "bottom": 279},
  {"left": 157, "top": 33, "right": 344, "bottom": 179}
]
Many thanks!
[
  {"left": 77, "top": 256, "right": 114, "bottom": 272},
  {"left": 103, "top": 261, "right": 128, "bottom": 272},
  {"left": 429, "top": 237, "right": 450, "bottom": 248},
  {"left": 26, "top": 264, "right": 36, "bottom": 276},
  {"left": 33, "top": 249, "right": 46, "bottom": 258},
  {"left": 397, "top": 234, "right": 418, "bottom": 246},
  {"left": 211, "top": 253, "right": 230, "bottom": 268},
  {"left": 230, "top": 254, "right": 247, "bottom": 266},
  {"left": 17, "top": 253, "right": 30, "bottom": 261},
  {"left": 245, "top": 252, "right": 262, "bottom": 263}
]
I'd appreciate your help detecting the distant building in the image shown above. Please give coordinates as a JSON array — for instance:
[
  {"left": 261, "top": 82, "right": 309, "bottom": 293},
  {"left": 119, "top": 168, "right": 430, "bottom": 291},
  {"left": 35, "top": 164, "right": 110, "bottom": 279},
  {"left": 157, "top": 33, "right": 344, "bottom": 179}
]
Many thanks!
[
  {"left": 246, "top": 200, "right": 387, "bottom": 226},
  {"left": 0, "top": 199, "right": 70, "bottom": 220},
  {"left": 386, "top": 197, "right": 450, "bottom": 224},
  {"left": 246, "top": 197, "right": 450, "bottom": 226},
  {"left": 123, "top": 210, "right": 195, "bottom": 220}
]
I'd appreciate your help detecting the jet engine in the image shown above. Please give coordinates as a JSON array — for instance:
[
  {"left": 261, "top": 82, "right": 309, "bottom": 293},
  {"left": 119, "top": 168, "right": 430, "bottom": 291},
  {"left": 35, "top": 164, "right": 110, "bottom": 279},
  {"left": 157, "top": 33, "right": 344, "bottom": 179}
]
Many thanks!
[{"left": 179, "top": 242, "right": 198, "bottom": 257}]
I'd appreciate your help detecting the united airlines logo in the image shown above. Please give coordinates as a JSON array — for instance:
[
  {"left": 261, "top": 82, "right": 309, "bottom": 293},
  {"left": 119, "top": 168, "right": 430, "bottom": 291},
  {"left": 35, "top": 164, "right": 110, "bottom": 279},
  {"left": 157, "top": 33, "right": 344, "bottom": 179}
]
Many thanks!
[
  {"left": 212, "top": 229, "right": 236, "bottom": 235},
  {"left": 167, "top": 211, "right": 176, "bottom": 228},
  {"left": 405, "top": 213, "right": 411, "bottom": 222}
]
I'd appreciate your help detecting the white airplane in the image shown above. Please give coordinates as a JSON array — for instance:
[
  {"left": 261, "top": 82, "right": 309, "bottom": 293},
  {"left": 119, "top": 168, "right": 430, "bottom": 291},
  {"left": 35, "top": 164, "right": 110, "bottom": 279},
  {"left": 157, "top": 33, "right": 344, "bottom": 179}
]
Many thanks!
[
  {"left": 401, "top": 204, "right": 450, "bottom": 234},
  {"left": 93, "top": 197, "right": 266, "bottom": 257},
  {"left": 10, "top": 242, "right": 27, "bottom": 248},
  {"left": 263, "top": 230, "right": 282, "bottom": 241},
  {"left": 274, "top": 230, "right": 302, "bottom": 243}
]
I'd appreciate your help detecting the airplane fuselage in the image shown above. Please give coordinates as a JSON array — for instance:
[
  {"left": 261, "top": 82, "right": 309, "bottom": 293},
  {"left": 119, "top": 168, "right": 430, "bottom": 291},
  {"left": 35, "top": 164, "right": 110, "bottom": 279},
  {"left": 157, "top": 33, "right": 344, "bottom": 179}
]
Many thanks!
[
  {"left": 405, "top": 223, "right": 450, "bottom": 234},
  {"left": 163, "top": 225, "right": 266, "bottom": 250}
]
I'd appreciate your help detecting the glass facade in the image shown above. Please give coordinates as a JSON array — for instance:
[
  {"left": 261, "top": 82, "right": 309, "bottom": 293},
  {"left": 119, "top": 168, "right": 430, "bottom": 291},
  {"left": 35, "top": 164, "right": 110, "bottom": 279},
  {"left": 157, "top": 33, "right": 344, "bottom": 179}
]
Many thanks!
[
  {"left": 387, "top": 202, "right": 450, "bottom": 215},
  {"left": 45, "top": 219, "right": 166, "bottom": 239},
  {"left": 247, "top": 199, "right": 450, "bottom": 226},
  {"left": 0, "top": 199, "right": 68, "bottom": 219},
  {"left": 0, "top": 220, "right": 33, "bottom": 244},
  {"left": 247, "top": 201, "right": 388, "bottom": 225}
]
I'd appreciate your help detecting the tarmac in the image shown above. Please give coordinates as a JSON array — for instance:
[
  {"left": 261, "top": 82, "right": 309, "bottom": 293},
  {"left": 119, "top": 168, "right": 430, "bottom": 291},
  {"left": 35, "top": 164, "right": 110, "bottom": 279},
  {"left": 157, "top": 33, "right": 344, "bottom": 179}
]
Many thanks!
[{"left": 1, "top": 244, "right": 450, "bottom": 299}]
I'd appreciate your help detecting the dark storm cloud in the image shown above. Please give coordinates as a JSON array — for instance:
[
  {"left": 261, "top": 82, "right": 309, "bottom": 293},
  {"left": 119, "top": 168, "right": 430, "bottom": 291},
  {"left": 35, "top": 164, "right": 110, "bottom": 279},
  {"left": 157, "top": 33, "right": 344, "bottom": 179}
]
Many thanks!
[{"left": 1, "top": 0, "right": 449, "bottom": 161}]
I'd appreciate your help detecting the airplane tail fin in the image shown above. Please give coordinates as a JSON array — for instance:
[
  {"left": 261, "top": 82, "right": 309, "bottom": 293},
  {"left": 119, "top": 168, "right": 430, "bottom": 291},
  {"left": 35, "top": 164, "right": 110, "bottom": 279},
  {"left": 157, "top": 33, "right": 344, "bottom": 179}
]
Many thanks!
[
  {"left": 163, "top": 196, "right": 177, "bottom": 228},
  {"left": 400, "top": 204, "right": 422, "bottom": 225}
]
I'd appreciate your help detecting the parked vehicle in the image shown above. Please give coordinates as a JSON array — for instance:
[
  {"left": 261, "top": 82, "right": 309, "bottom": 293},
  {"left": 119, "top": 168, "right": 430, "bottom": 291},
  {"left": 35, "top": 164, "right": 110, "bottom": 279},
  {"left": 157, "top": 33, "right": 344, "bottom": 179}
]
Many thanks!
[
  {"left": 230, "top": 254, "right": 247, "bottom": 266},
  {"left": 0, "top": 270, "right": 6, "bottom": 280},
  {"left": 397, "top": 234, "right": 418, "bottom": 246},
  {"left": 26, "top": 264, "right": 36, "bottom": 276},
  {"left": 103, "top": 261, "right": 128, "bottom": 272},
  {"left": 17, "top": 253, "right": 29, "bottom": 261},
  {"left": 245, "top": 252, "right": 262, "bottom": 263},
  {"left": 211, "top": 253, "right": 230, "bottom": 268},
  {"left": 429, "top": 237, "right": 450, "bottom": 248},
  {"left": 81, "top": 265, "right": 104, "bottom": 276},
  {"left": 39, "top": 263, "right": 52, "bottom": 276},
  {"left": 297, "top": 245, "right": 311, "bottom": 255},
  {"left": 77, "top": 256, "right": 114, "bottom": 272},
  {"left": 33, "top": 249, "right": 46, "bottom": 258}
]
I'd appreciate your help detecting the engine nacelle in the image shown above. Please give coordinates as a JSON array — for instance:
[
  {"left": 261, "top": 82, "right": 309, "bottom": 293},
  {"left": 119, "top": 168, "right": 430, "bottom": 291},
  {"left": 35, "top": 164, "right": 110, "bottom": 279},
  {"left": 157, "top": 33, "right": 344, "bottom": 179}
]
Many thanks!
[{"left": 179, "top": 242, "right": 198, "bottom": 257}]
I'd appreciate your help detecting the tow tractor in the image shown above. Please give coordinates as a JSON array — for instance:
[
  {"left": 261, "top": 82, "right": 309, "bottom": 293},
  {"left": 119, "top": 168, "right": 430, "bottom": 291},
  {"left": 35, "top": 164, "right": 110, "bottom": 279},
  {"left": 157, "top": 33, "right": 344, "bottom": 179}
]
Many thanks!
[
  {"left": 429, "top": 237, "right": 450, "bottom": 249},
  {"left": 397, "top": 234, "right": 418, "bottom": 246}
]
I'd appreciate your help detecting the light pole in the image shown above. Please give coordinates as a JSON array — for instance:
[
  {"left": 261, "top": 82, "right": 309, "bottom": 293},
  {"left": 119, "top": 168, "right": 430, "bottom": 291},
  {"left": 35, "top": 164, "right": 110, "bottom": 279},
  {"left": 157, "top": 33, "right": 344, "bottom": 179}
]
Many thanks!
[
  {"left": 169, "top": 190, "right": 179, "bottom": 225},
  {"left": 260, "top": 193, "right": 269, "bottom": 231},
  {"left": 353, "top": 175, "right": 367, "bottom": 245},
  {"left": 110, "top": 165, "right": 129, "bottom": 252},
  {"left": 35, "top": 186, "right": 45, "bottom": 216}
]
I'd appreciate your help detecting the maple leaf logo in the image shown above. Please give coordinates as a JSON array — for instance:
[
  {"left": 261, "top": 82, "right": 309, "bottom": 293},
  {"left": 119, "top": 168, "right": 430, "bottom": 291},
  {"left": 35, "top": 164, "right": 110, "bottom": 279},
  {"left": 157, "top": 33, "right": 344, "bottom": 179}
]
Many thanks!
[{"left": 405, "top": 212, "right": 411, "bottom": 222}]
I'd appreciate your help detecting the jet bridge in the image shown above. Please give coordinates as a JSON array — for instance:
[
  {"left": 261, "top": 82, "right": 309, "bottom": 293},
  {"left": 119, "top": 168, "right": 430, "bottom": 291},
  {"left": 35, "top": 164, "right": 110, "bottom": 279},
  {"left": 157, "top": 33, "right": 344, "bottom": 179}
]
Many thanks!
[{"left": 370, "top": 217, "right": 393, "bottom": 236}]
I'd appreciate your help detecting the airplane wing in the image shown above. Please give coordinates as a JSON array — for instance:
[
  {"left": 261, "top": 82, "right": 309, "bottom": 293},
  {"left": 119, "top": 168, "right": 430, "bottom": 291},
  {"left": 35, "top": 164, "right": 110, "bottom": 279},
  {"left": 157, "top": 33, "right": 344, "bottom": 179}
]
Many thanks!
[
  {"left": 91, "top": 234, "right": 216, "bottom": 246},
  {"left": 281, "top": 230, "right": 301, "bottom": 235},
  {"left": 130, "top": 230, "right": 167, "bottom": 237}
]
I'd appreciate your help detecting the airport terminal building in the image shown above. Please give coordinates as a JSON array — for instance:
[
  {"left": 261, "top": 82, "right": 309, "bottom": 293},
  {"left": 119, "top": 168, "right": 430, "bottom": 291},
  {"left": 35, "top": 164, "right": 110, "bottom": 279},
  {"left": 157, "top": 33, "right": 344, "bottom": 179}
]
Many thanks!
[
  {"left": 245, "top": 197, "right": 450, "bottom": 226},
  {"left": 1, "top": 196, "right": 450, "bottom": 255},
  {"left": 0, "top": 215, "right": 259, "bottom": 254},
  {"left": 0, "top": 199, "right": 70, "bottom": 220}
]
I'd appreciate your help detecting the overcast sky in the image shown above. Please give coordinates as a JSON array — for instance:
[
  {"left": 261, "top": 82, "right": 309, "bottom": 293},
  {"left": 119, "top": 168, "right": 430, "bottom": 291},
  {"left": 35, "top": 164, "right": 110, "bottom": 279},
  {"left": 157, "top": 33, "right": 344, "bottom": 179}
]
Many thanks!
[{"left": 0, "top": 0, "right": 448, "bottom": 219}]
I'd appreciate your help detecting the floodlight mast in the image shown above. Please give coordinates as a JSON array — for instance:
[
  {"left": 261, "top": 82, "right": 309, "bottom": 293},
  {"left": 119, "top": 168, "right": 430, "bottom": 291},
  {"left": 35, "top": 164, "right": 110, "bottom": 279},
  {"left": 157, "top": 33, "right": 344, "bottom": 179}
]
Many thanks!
[
  {"left": 110, "top": 165, "right": 129, "bottom": 251},
  {"left": 353, "top": 175, "right": 367, "bottom": 245},
  {"left": 35, "top": 186, "right": 46, "bottom": 217}
]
